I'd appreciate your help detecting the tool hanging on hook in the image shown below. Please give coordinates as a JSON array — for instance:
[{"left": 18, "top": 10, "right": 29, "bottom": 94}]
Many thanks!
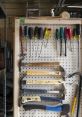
[
  {"left": 23, "top": 25, "right": 28, "bottom": 52},
  {"left": 55, "top": 28, "right": 60, "bottom": 51},
  {"left": 36, "top": 27, "right": 44, "bottom": 57},
  {"left": 28, "top": 27, "right": 33, "bottom": 57},
  {"left": 64, "top": 27, "right": 67, "bottom": 56},
  {"left": 44, "top": 28, "right": 52, "bottom": 48},
  {"left": 75, "top": 24, "right": 80, "bottom": 69},
  {"left": 59, "top": 27, "right": 64, "bottom": 56}
]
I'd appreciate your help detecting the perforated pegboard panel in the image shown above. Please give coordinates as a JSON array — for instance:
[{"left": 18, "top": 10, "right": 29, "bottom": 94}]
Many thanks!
[{"left": 14, "top": 18, "right": 82, "bottom": 117}]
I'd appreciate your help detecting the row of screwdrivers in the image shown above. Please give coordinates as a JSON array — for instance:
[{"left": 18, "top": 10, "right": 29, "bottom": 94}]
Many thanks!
[
  {"left": 55, "top": 25, "right": 80, "bottom": 56},
  {"left": 20, "top": 25, "right": 80, "bottom": 40},
  {"left": 20, "top": 26, "right": 52, "bottom": 39},
  {"left": 20, "top": 24, "right": 80, "bottom": 57}
]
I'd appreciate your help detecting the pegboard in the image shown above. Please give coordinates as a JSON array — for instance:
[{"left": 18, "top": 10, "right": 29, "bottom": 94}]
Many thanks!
[{"left": 14, "top": 18, "right": 82, "bottom": 117}]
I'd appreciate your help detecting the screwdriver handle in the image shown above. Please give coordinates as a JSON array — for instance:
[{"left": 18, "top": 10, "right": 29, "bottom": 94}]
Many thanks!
[
  {"left": 24, "top": 26, "right": 28, "bottom": 37},
  {"left": 76, "top": 24, "right": 80, "bottom": 40},
  {"left": 38, "top": 27, "right": 43, "bottom": 39},
  {"left": 64, "top": 28, "right": 67, "bottom": 56},
  {"left": 28, "top": 27, "right": 33, "bottom": 39},
  {"left": 60, "top": 27, "right": 64, "bottom": 56},
  {"left": 55, "top": 29, "right": 60, "bottom": 40}
]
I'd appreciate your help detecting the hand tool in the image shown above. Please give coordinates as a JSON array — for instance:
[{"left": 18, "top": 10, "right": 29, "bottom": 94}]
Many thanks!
[
  {"left": 75, "top": 24, "right": 80, "bottom": 69},
  {"left": 28, "top": 27, "right": 34, "bottom": 57},
  {"left": 33, "top": 26, "right": 39, "bottom": 56},
  {"left": 23, "top": 103, "right": 70, "bottom": 114},
  {"left": 22, "top": 88, "right": 62, "bottom": 94},
  {"left": 55, "top": 28, "right": 60, "bottom": 51},
  {"left": 64, "top": 27, "right": 67, "bottom": 56},
  {"left": 22, "top": 101, "right": 62, "bottom": 108},
  {"left": 71, "top": 84, "right": 79, "bottom": 117},
  {"left": 20, "top": 62, "right": 60, "bottom": 68},
  {"left": 34, "top": 26, "right": 39, "bottom": 39},
  {"left": 36, "top": 27, "right": 44, "bottom": 57},
  {"left": 22, "top": 79, "right": 63, "bottom": 85},
  {"left": 25, "top": 69, "right": 62, "bottom": 76},
  {"left": 59, "top": 27, "right": 64, "bottom": 56},
  {"left": 44, "top": 28, "right": 52, "bottom": 48},
  {"left": 68, "top": 72, "right": 82, "bottom": 117},
  {"left": 21, "top": 96, "right": 62, "bottom": 104},
  {"left": 21, "top": 96, "right": 41, "bottom": 103},
  {"left": 23, "top": 25, "right": 28, "bottom": 52},
  {"left": 19, "top": 26, "right": 24, "bottom": 57},
  {"left": 22, "top": 88, "right": 60, "bottom": 93},
  {"left": 66, "top": 28, "right": 72, "bottom": 52},
  {"left": 38, "top": 27, "right": 45, "bottom": 57}
]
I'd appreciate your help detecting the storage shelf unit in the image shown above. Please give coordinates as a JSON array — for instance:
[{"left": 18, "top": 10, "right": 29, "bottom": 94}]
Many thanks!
[{"left": 14, "top": 17, "right": 82, "bottom": 117}]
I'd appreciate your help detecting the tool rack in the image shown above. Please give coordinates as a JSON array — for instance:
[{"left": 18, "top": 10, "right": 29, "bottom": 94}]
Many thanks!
[{"left": 14, "top": 17, "right": 82, "bottom": 117}]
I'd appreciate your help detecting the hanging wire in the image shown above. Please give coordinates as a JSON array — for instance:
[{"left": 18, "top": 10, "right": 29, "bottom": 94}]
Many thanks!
[
  {"left": 57, "top": 0, "right": 66, "bottom": 14},
  {"left": 54, "top": 0, "right": 63, "bottom": 15}
]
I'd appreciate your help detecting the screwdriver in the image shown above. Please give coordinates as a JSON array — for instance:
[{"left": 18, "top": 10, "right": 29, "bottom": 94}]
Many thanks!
[
  {"left": 75, "top": 24, "right": 80, "bottom": 68},
  {"left": 67, "top": 28, "right": 72, "bottom": 52},
  {"left": 19, "top": 26, "right": 24, "bottom": 57},
  {"left": 44, "top": 28, "right": 52, "bottom": 48},
  {"left": 38, "top": 27, "right": 44, "bottom": 57},
  {"left": 33, "top": 26, "right": 39, "bottom": 57},
  {"left": 55, "top": 28, "right": 60, "bottom": 51},
  {"left": 23, "top": 25, "right": 28, "bottom": 52},
  {"left": 34, "top": 27, "right": 43, "bottom": 57},
  {"left": 64, "top": 27, "right": 67, "bottom": 56},
  {"left": 60, "top": 27, "right": 64, "bottom": 56},
  {"left": 28, "top": 27, "right": 34, "bottom": 57}
]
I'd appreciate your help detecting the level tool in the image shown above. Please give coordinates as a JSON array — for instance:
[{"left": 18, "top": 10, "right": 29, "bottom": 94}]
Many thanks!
[
  {"left": 23, "top": 79, "right": 63, "bottom": 85},
  {"left": 26, "top": 70, "right": 62, "bottom": 76},
  {"left": 21, "top": 62, "right": 60, "bottom": 67}
]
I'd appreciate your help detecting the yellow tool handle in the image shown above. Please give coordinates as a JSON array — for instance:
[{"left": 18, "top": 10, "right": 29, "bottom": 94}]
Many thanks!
[
  {"left": 26, "top": 79, "right": 62, "bottom": 85},
  {"left": 71, "top": 97, "right": 77, "bottom": 116},
  {"left": 22, "top": 96, "right": 41, "bottom": 103},
  {"left": 26, "top": 70, "right": 62, "bottom": 76}
]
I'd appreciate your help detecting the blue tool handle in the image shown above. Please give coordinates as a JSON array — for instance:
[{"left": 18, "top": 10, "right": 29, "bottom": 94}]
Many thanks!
[
  {"left": 23, "top": 104, "right": 62, "bottom": 112},
  {"left": 40, "top": 96, "right": 62, "bottom": 102},
  {"left": 46, "top": 105, "right": 62, "bottom": 112}
]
